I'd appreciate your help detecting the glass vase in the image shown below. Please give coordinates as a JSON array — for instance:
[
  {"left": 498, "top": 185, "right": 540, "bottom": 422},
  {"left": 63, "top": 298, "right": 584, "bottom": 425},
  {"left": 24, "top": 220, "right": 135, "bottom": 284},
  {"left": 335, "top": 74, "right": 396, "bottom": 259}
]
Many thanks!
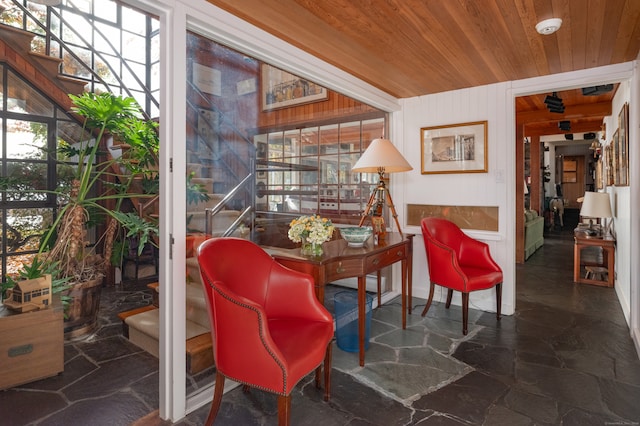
[{"left": 301, "top": 237, "right": 323, "bottom": 256}]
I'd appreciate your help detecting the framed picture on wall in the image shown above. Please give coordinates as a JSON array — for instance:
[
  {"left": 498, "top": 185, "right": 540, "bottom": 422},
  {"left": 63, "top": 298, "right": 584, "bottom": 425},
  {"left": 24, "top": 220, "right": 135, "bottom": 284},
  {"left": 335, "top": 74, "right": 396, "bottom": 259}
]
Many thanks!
[
  {"left": 420, "top": 121, "right": 488, "bottom": 174},
  {"left": 260, "top": 64, "right": 328, "bottom": 111},
  {"left": 616, "top": 103, "right": 629, "bottom": 186},
  {"left": 595, "top": 158, "right": 603, "bottom": 190},
  {"left": 612, "top": 129, "right": 620, "bottom": 185},
  {"left": 605, "top": 144, "right": 614, "bottom": 186}
]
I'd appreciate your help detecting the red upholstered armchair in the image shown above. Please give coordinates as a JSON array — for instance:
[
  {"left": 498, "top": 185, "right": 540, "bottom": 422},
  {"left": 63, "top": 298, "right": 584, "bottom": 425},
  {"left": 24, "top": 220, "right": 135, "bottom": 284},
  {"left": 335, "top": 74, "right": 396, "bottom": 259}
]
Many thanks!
[
  {"left": 420, "top": 218, "right": 503, "bottom": 335},
  {"left": 197, "top": 237, "right": 334, "bottom": 426}
]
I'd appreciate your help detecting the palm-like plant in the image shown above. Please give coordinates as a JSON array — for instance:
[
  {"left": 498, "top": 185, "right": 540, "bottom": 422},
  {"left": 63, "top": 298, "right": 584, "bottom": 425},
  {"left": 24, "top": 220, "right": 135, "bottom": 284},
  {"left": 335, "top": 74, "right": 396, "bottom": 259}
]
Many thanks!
[{"left": 40, "top": 92, "right": 159, "bottom": 284}]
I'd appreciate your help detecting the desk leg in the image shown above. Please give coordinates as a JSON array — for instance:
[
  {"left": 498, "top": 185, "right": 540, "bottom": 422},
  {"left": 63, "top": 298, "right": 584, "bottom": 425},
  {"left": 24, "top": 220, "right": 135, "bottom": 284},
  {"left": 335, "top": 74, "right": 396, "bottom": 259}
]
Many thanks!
[
  {"left": 407, "top": 237, "right": 413, "bottom": 314},
  {"left": 573, "top": 242, "right": 580, "bottom": 283},
  {"left": 376, "top": 270, "right": 381, "bottom": 308},
  {"left": 607, "top": 246, "right": 615, "bottom": 287},
  {"left": 358, "top": 275, "right": 366, "bottom": 367},
  {"left": 401, "top": 258, "right": 407, "bottom": 329}
]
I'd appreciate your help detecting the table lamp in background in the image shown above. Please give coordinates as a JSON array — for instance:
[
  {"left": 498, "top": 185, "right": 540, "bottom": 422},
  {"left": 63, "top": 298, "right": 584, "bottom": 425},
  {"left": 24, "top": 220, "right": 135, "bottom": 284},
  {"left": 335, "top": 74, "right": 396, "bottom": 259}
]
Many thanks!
[
  {"left": 352, "top": 138, "right": 412, "bottom": 239},
  {"left": 579, "top": 191, "right": 613, "bottom": 236}
]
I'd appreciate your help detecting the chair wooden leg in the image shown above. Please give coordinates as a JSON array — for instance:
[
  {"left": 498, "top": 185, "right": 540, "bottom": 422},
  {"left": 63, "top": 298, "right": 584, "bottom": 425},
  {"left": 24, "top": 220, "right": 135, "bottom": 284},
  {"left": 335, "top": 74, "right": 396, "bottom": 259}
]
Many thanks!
[
  {"left": 496, "top": 283, "right": 502, "bottom": 321},
  {"left": 420, "top": 282, "right": 436, "bottom": 316},
  {"left": 324, "top": 342, "right": 332, "bottom": 401},
  {"left": 205, "top": 372, "right": 225, "bottom": 426},
  {"left": 277, "top": 394, "right": 292, "bottom": 426},
  {"left": 445, "top": 289, "right": 453, "bottom": 309},
  {"left": 462, "top": 292, "right": 469, "bottom": 335},
  {"left": 315, "top": 365, "right": 321, "bottom": 389}
]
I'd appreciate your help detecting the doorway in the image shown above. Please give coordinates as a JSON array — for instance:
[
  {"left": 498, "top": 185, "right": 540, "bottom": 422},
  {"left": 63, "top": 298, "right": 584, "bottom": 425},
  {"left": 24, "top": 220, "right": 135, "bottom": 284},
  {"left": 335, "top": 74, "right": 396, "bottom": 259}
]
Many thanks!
[{"left": 558, "top": 155, "right": 585, "bottom": 210}]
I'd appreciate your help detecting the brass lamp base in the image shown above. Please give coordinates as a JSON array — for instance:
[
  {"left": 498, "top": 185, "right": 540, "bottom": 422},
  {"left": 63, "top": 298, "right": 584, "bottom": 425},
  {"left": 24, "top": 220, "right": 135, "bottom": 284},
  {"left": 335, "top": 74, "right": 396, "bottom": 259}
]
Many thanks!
[{"left": 358, "top": 171, "right": 403, "bottom": 237}]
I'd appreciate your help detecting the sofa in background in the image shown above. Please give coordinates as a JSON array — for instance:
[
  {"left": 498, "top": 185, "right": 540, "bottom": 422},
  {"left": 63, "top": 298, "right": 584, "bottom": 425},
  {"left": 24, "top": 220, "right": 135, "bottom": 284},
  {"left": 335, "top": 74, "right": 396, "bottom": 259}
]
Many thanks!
[{"left": 524, "top": 209, "right": 544, "bottom": 260}]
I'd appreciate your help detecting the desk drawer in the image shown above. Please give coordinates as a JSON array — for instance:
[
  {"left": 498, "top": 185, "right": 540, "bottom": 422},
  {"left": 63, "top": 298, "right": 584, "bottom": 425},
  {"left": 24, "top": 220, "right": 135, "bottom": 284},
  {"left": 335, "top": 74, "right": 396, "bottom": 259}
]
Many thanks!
[
  {"left": 366, "top": 246, "right": 406, "bottom": 271},
  {"left": 325, "top": 258, "right": 365, "bottom": 282}
]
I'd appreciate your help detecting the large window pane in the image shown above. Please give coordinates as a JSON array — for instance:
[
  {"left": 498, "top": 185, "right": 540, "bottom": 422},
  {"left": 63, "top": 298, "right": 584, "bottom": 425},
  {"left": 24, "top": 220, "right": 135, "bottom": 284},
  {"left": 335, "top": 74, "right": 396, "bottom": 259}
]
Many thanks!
[
  {"left": 6, "top": 120, "right": 48, "bottom": 159},
  {"left": 7, "top": 71, "right": 54, "bottom": 117},
  {"left": 5, "top": 208, "right": 54, "bottom": 254}
]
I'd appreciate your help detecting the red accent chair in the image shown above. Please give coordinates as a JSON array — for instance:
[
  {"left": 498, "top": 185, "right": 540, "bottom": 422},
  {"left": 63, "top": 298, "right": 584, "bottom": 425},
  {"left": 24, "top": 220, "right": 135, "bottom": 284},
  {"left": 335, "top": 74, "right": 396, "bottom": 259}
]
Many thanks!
[
  {"left": 420, "top": 218, "right": 503, "bottom": 335},
  {"left": 197, "top": 237, "right": 334, "bottom": 426}
]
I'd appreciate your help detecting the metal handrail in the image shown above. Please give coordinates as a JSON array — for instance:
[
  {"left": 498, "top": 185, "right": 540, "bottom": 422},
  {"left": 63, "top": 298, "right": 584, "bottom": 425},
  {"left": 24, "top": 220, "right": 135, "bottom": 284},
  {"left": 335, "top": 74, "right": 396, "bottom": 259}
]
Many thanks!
[
  {"left": 204, "top": 173, "right": 254, "bottom": 237},
  {"left": 221, "top": 206, "right": 253, "bottom": 238}
]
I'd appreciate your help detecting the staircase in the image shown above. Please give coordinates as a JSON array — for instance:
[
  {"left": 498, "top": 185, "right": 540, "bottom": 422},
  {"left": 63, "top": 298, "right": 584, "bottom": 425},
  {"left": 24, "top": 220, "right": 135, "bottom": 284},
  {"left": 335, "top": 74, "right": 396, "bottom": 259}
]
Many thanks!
[{"left": 0, "top": 24, "right": 87, "bottom": 105}]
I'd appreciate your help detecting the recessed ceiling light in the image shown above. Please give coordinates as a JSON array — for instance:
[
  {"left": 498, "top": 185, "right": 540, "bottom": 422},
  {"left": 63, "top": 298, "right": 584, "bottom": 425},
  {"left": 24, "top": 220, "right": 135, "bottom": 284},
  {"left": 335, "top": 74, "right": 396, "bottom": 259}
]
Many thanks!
[{"left": 536, "top": 18, "right": 562, "bottom": 35}]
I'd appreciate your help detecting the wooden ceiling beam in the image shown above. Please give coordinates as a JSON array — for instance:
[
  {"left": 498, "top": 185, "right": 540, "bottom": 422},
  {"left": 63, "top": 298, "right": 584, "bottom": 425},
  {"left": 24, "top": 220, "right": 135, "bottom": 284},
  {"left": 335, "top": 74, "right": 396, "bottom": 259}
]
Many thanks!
[
  {"left": 524, "top": 121, "right": 604, "bottom": 137},
  {"left": 516, "top": 101, "right": 612, "bottom": 125}
]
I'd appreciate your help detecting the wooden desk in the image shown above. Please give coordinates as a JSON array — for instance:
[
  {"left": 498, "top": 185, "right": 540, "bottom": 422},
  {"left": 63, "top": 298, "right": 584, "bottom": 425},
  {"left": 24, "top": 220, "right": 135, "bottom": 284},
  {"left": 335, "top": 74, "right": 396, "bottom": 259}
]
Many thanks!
[
  {"left": 268, "top": 233, "right": 414, "bottom": 366},
  {"left": 573, "top": 232, "right": 615, "bottom": 287}
]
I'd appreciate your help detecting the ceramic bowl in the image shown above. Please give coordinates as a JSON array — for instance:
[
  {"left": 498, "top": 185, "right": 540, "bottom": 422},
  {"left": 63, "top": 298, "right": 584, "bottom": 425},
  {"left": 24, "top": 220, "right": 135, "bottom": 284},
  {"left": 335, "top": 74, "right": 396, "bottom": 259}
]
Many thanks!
[{"left": 340, "top": 227, "right": 373, "bottom": 247}]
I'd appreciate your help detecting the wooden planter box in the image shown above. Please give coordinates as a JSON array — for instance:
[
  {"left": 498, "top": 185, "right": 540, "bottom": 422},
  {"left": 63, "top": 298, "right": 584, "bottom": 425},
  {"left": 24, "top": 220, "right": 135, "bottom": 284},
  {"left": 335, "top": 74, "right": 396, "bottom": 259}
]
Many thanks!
[{"left": 0, "top": 296, "right": 64, "bottom": 390}]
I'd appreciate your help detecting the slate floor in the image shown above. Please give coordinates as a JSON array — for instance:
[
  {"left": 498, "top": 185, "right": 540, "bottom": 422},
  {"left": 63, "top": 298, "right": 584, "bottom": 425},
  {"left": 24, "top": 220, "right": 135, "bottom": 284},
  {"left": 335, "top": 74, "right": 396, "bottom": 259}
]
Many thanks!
[{"left": 2, "top": 232, "right": 640, "bottom": 425}]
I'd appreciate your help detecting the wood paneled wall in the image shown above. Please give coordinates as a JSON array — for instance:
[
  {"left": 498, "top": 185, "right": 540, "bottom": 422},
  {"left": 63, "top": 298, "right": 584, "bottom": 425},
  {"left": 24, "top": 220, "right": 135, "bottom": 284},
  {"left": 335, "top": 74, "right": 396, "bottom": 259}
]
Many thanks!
[
  {"left": 258, "top": 90, "right": 380, "bottom": 131},
  {"left": 187, "top": 32, "right": 379, "bottom": 138}
]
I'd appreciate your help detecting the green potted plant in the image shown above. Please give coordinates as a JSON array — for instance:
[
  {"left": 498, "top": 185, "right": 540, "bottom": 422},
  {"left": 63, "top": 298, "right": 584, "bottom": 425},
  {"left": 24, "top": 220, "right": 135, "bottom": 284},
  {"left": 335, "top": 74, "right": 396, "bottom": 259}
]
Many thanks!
[{"left": 34, "top": 92, "right": 159, "bottom": 338}]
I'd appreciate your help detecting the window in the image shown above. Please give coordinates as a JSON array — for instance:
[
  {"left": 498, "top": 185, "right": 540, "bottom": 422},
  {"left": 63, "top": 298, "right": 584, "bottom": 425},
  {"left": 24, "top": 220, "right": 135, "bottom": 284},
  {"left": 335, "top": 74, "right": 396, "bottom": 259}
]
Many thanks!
[
  {"left": 255, "top": 118, "right": 384, "bottom": 222},
  {"left": 0, "top": 65, "right": 87, "bottom": 281}
]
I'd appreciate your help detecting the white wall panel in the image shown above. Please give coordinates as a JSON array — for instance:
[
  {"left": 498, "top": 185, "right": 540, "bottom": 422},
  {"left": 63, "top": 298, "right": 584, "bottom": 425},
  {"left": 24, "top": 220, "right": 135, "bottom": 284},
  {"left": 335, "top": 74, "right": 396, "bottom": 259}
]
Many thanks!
[
  {"left": 606, "top": 79, "right": 632, "bottom": 324},
  {"left": 400, "top": 81, "right": 514, "bottom": 316},
  {"left": 400, "top": 63, "right": 637, "bottom": 323}
]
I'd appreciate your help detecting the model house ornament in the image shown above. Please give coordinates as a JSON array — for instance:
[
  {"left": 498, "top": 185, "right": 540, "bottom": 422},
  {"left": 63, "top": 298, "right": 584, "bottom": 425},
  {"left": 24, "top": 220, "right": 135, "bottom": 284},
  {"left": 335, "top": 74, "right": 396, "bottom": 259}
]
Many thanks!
[{"left": 4, "top": 275, "right": 52, "bottom": 313}]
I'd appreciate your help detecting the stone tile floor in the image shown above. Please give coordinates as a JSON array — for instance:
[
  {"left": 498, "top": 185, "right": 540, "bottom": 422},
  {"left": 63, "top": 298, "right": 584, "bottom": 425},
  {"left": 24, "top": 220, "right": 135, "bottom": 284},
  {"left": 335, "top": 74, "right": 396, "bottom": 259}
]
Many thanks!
[{"left": 2, "top": 235, "right": 640, "bottom": 425}]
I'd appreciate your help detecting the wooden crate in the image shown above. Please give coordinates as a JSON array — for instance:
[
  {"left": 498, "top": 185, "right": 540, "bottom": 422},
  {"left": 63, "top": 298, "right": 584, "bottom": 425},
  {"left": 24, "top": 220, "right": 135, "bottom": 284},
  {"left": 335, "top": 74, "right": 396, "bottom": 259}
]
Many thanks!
[{"left": 0, "top": 296, "right": 64, "bottom": 390}]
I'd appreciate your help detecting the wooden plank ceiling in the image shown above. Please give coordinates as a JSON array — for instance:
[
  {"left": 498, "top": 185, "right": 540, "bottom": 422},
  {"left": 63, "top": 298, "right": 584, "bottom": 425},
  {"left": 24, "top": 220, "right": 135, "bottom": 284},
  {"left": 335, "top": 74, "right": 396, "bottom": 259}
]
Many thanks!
[{"left": 207, "top": 0, "right": 640, "bottom": 137}]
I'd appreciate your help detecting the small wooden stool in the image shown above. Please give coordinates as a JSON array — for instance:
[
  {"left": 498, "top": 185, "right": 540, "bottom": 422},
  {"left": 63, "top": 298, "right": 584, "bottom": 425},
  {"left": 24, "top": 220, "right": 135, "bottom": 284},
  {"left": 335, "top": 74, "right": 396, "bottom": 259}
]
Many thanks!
[{"left": 585, "top": 266, "right": 608, "bottom": 281}]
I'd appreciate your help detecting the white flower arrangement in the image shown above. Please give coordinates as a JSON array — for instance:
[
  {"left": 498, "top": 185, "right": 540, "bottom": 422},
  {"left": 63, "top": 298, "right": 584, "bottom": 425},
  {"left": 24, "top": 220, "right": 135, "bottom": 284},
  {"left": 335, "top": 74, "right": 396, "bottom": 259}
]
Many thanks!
[{"left": 288, "top": 214, "right": 335, "bottom": 245}]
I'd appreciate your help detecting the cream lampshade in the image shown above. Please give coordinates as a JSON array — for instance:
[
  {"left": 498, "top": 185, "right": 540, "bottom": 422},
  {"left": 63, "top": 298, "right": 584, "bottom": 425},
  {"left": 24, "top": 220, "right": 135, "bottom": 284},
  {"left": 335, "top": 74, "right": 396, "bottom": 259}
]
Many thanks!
[
  {"left": 579, "top": 191, "right": 613, "bottom": 235},
  {"left": 351, "top": 138, "right": 413, "bottom": 174}
]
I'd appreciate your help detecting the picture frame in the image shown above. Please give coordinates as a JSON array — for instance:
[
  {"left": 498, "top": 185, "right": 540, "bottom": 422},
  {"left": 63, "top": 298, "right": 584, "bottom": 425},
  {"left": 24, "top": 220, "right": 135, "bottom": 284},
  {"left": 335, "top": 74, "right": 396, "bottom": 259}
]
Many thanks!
[
  {"left": 261, "top": 64, "right": 328, "bottom": 111},
  {"left": 605, "top": 144, "right": 614, "bottom": 186},
  {"left": 616, "top": 103, "right": 629, "bottom": 186},
  {"left": 612, "top": 129, "right": 620, "bottom": 185},
  {"left": 420, "top": 121, "right": 488, "bottom": 174},
  {"left": 595, "top": 158, "right": 603, "bottom": 190}
]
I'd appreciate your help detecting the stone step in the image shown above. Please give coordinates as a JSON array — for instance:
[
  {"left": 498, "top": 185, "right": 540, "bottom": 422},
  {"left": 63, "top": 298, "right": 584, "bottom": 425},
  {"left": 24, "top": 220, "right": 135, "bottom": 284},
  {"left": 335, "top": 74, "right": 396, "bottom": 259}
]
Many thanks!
[
  {"left": 187, "top": 209, "right": 241, "bottom": 235},
  {"left": 117, "top": 304, "right": 156, "bottom": 338},
  {"left": 186, "top": 333, "right": 214, "bottom": 375},
  {"left": 121, "top": 307, "right": 214, "bottom": 374},
  {"left": 186, "top": 193, "right": 225, "bottom": 211},
  {"left": 29, "top": 51, "right": 62, "bottom": 75},
  {"left": 0, "top": 24, "right": 34, "bottom": 52},
  {"left": 57, "top": 74, "right": 88, "bottom": 95}
]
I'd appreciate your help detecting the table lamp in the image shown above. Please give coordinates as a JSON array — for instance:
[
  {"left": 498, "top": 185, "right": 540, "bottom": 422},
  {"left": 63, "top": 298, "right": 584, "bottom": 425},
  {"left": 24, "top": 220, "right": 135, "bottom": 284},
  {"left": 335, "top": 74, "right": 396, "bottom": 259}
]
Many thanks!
[
  {"left": 352, "top": 138, "right": 412, "bottom": 237},
  {"left": 579, "top": 191, "right": 612, "bottom": 236}
]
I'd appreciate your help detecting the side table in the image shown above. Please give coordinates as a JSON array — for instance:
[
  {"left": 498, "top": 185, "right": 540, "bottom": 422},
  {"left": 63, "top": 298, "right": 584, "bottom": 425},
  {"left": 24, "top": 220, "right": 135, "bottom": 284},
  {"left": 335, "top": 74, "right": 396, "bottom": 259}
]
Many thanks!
[{"left": 573, "top": 232, "right": 615, "bottom": 287}]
